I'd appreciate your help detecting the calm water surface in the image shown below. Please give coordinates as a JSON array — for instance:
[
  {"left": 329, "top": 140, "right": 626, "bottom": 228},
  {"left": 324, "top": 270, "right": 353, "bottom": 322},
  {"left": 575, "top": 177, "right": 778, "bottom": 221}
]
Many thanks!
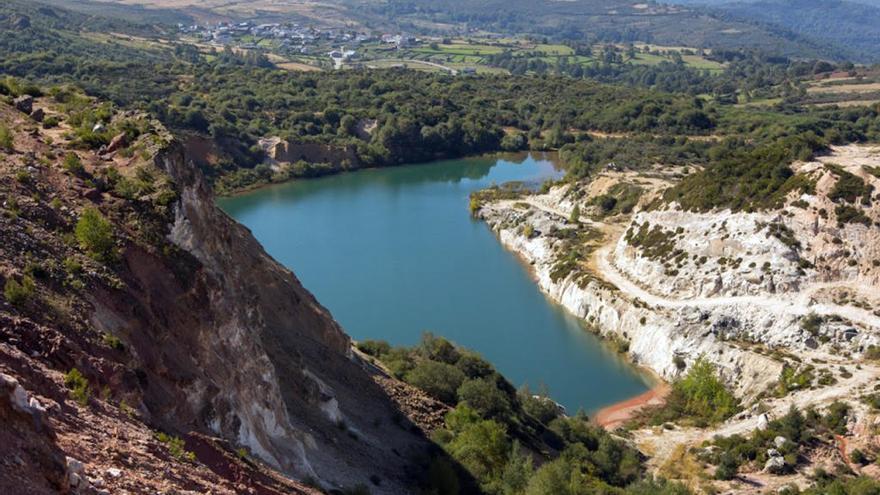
[{"left": 219, "top": 154, "right": 649, "bottom": 413}]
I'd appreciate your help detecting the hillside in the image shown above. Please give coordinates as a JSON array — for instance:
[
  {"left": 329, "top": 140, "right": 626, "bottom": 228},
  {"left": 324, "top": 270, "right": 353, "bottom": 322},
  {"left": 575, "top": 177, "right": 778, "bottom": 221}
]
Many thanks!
[
  {"left": 718, "top": 0, "right": 880, "bottom": 63},
  {"left": 0, "top": 90, "right": 448, "bottom": 494},
  {"left": 43, "top": 0, "right": 849, "bottom": 60}
]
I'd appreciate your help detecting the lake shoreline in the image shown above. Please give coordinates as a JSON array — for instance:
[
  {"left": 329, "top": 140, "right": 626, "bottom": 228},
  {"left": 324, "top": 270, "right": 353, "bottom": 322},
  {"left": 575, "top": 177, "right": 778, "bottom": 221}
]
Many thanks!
[
  {"left": 478, "top": 213, "right": 666, "bottom": 408},
  {"left": 215, "top": 150, "right": 560, "bottom": 198},
  {"left": 593, "top": 382, "right": 671, "bottom": 430},
  {"left": 220, "top": 154, "right": 647, "bottom": 413}
]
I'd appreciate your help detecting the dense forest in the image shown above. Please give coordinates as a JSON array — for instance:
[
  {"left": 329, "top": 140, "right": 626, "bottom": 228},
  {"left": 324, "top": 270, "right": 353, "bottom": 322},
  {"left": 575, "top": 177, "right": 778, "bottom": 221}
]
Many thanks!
[{"left": 2, "top": 0, "right": 880, "bottom": 205}]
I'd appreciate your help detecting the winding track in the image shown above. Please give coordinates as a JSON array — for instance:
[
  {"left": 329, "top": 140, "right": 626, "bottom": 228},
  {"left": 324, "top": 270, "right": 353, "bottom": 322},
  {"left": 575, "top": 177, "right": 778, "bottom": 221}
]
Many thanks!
[{"left": 517, "top": 197, "right": 880, "bottom": 330}]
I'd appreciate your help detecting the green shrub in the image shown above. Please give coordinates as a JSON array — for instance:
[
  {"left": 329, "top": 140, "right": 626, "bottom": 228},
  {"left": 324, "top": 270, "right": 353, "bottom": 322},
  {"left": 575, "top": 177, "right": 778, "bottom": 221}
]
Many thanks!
[
  {"left": 75, "top": 207, "right": 115, "bottom": 261},
  {"left": 569, "top": 204, "right": 581, "bottom": 224},
  {"left": 63, "top": 153, "right": 85, "bottom": 175},
  {"left": 457, "top": 378, "right": 511, "bottom": 419},
  {"left": 357, "top": 340, "right": 391, "bottom": 357},
  {"left": 638, "top": 357, "right": 738, "bottom": 426},
  {"left": 828, "top": 168, "right": 868, "bottom": 204},
  {"left": 406, "top": 361, "right": 466, "bottom": 404},
  {"left": 64, "top": 368, "right": 90, "bottom": 406},
  {"left": 0, "top": 125, "right": 13, "bottom": 150},
  {"left": 4, "top": 275, "right": 35, "bottom": 306},
  {"left": 835, "top": 205, "right": 871, "bottom": 226},
  {"left": 714, "top": 453, "right": 739, "bottom": 480},
  {"left": 441, "top": 405, "right": 511, "bottom": 484},
  {"left": 155, "top": 432, "right": 196, "bottom": 462},
  {"left": 102, "top": 333, "right": 124, "bottom": 351},
  {"left": 850, "top": 449, "right": 868, "bottom": 465},
  {"left": 42, "top": 116, "right": 60, "bottom": 129}
]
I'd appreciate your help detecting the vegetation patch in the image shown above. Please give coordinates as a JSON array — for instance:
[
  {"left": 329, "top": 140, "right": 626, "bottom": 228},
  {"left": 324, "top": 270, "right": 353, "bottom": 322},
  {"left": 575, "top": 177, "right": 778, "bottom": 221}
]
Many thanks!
[
  {"left": 75, "top": 207, "right": 115, "bottom": 262},
  {"left": 64, "top": 368, "right": 90, "bottom": 406},
  {"left": 835, "top": 205, "right": 872, "bottom": 226},
  {"left": 357, "top": 334, "right": 683, "bottom": 494},
  {"left": 632, "top": 358, "right": 738, "bottom": 427}
]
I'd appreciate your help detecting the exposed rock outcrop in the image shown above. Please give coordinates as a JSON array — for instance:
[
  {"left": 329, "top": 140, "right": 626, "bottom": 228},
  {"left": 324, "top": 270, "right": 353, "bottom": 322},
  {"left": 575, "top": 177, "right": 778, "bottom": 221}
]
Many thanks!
[{"left": 0, "top": 101, "right": 434, "bottom": 494}]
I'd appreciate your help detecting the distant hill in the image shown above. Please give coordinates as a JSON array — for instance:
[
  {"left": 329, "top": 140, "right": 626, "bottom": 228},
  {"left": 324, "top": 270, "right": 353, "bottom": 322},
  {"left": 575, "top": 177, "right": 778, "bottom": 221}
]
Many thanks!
[
  {"left": 718, "top": 0, "right": 880, "bottom": 62},
  {"left": 361, "top": 0, "right": 841, "bottom": 58},
  {"left": 662, "top": 0, "right": 880, "bottom": 62},
  {"left": 39, "top": 0, "right": 878, "bottom": 62}
]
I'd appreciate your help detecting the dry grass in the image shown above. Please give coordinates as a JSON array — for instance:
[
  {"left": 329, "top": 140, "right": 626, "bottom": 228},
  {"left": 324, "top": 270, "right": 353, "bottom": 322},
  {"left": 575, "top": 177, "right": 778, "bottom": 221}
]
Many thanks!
[
  {"left": 277, "top": 62, "right": 322, "bottom": 72},
  {"left": 657, "top": 444, "right": 707, "bottom": 489}
]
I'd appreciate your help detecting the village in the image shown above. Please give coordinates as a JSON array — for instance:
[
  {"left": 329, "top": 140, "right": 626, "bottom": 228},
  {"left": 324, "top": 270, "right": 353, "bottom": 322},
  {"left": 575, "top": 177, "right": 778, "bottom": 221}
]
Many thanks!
[{"left": 177, "top": 21, "right": 423, "bottom": 70}]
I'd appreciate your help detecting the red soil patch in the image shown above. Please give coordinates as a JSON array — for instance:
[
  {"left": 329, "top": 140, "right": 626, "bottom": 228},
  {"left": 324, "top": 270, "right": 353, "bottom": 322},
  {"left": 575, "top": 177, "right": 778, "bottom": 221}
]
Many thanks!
[{"left": 594, "top": 383, "right": 671, "bottom": 430}]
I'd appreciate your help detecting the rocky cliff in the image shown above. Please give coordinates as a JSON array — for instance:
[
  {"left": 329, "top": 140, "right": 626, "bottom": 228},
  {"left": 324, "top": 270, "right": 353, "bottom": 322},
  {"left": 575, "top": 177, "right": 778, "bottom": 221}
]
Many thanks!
[
  {"left": 476, "top": 146, "right": 880, "bottom": 400},
  {"left": 0, "top": 98, "right": 436, "bottom": 493}
]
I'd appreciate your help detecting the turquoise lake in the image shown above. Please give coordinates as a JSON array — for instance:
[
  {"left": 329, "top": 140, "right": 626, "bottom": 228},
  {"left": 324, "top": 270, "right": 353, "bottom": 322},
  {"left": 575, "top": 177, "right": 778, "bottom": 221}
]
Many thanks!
[{"left": 218, "top": 154, "right": 650, "bottom": 413}]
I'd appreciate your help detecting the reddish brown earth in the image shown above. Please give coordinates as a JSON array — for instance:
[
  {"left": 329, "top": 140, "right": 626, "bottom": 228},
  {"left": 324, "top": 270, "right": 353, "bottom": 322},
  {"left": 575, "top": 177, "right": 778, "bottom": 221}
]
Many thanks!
[{"left": 594, "top": 384, "right": 671, "bottom": 430}]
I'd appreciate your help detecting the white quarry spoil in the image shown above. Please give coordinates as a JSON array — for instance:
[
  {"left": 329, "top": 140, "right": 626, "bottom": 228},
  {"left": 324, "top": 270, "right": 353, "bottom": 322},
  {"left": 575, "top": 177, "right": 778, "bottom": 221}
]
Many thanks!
[{"left": 477, "top": 145, "right": 880, "bottom": 402}]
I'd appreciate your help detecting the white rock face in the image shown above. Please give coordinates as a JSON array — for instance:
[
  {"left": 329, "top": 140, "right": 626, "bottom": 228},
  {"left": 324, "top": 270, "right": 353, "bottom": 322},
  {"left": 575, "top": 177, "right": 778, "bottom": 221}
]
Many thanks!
[{"left": 477, "top": 147, "right": 880, "bottom": 399}]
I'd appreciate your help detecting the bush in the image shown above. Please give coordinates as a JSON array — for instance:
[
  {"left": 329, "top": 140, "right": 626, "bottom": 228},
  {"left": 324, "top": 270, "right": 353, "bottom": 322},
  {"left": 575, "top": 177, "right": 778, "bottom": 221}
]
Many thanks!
[
  {"left": 155, "top": 432, "right": 196, "bottom": 462},
  {"left": 405, "top": 361, "right": 466, "bottom": 404},
  {"left": 674, "top": 358, "right": 738, "bottom": 423},
  {"left": 457, "top": 378, "right": 511, "bottom": 419},
  {"left": 442, "top": 406, "right": 511, "bottom": 483},
  {"left": 0, "top": 125, "right": 13, "bottom": 150},
  {"left": 638, "top": 357, "right": 738, "bottom": 426},
  {"left": 63, "top": 153, "right": 85, "bottom": 175},
  {"left": 455, "top": 353, "right": 494, "bottom": 379},
  {"left": 357, "top": 340, "right": 391, "bottom": 357},
  {"left": 4, "top": 275, "right": 35, "bottom": 306},
  {"left": 419, "top": 333, "right": 461, "bottom": 364},
  {"left": 42, "top": 116, "right": 60, "bottom": 129},
  {"left": 714, "top": 453, "right": 739, "bottom": 480},
  {"left": 64, "top": 368, "right": 90, "bottom": 406},
  {"left": 520, "top": 389, "right": 563, "bottom": 424},
  {"left": 75, "top": 207, "right": 115, "bottom": 261},
  {"left": 850, "top": 449, "right": 868, "bottom": 465}
]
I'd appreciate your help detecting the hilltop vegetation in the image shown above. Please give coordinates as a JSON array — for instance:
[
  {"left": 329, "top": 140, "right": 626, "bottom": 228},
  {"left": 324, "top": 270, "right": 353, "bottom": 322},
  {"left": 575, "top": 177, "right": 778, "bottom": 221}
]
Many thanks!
[{"left": 4, "top": 0, "right": 880, "bottom": 207}]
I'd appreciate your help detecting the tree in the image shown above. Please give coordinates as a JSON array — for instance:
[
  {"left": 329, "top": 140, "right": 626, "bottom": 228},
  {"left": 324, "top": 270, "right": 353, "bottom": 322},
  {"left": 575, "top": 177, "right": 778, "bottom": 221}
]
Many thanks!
[
  {"left": 457, "top": 378, "right": 511, "bottom": 418},
  {"left": 569, "top": 204, "right": 581, "bottom": 224},
  {"left": 446, "top": 415, "right": 511, "bottom": 484},
  {"left": 406, "top": 361, "right": 466, "bottom": 404},
  {"left": 501, "top": 443, "right": 533, "bottom": 495},
  {"left": 75, "top": 207, "right": 115, "bottom": 261}
]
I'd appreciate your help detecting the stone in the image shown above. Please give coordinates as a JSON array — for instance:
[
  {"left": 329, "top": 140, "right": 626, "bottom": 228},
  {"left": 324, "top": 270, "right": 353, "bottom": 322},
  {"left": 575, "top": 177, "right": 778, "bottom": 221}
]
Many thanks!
[
  {"left": 83, "top": 189, "right": 103, "bottom": 203},
  {"left": 764, "top": 455, "right": 786, "bottom": 474},
  {"left": 106, "top": 467, "right": 122, "bottom": 478},
  {"left": 767, "top": 448, "right": 781, "bottom": 458},
  {"left": 106, "top": 132, "right": 128, "bottom": 153},
  {"left": 756, "top": 413, "right": 770, "bottom": 430},
  {"left": 13, "top": 95, "right": 33, "bottom": 114},
  {"left": 29, "top": 108, "right": 45, "bottom": 122},
  {"left": 774, "top": 436, "right": 787, "bottom": 448}
]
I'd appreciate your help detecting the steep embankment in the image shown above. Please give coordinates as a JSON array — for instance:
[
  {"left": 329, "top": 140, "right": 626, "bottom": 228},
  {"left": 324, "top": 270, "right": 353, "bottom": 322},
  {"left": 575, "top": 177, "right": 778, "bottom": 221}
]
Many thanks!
[{"left": 0, "top": 96, "right": 439, "bottom": 493}]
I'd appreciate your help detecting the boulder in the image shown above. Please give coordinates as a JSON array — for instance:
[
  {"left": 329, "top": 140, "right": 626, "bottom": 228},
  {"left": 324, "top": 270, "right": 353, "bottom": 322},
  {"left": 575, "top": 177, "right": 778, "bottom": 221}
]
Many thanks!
[
  {"left": 83, "top": 188, "right": 103, "bottom": 203},
  {"left": 66, "top": 456, "right": 85, "bottom": 488},
  {"left": 29, "top": 107, "right": 44, "bottom": 122},
  {"left": 14, "top": 94, "right": 33, "bottom": 114},
  {"left": 106, "top": 132, "right": 127, "bottom": 153},
  {"left": 774, "top": 436, "right": 788, "bottom": 448},
  {"left": 764, "top": 455, "right": 786, "bottom": 474},
  {"left": 756, "top": 413, "right": 770, "bottom": 430},
  {"left": 767, "top": 448, "right": 781, "bottom": 458}
]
